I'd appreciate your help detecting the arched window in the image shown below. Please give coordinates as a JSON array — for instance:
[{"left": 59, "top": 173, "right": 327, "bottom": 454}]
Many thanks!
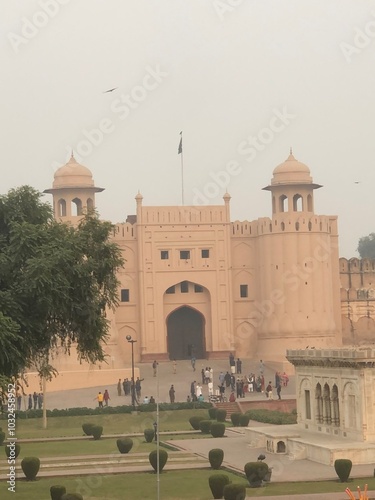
[
  {"left": 71, "top": 198, "right": 83, "bottom": 216},
  {"left": 315, "top": 383, "right": 323, "bottom": 424},
  {"left": 58, "top": 199, "right": 66, "bottom": 217},
  {"left": 323, "top": 383, "right": 331, "bottom": 425},
  {"left": 281, "top": 222, "right": 285, "bottom": 231},
  {"left": 279, "top": 195, "right": 288, "bottom": 212},
  {"left": 295, "top": 222, "right": 300, "bottom": 231},
  {"left": 308, "top": 221, "right": 312, "bottom": 231},
  {"left": 293, "top": 194, "right": 303, "bottom": 211},
  {"left": 332, "top": 385, "right": 340, "bottom": 426}
]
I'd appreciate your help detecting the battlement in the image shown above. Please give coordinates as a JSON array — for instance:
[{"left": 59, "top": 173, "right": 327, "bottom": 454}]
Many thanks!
[
  {"left": 140, "top": 205, "right": 229, "bottom": 225},
  {"left": 111, "top": 222, "right": 136, "bottom": 240}
]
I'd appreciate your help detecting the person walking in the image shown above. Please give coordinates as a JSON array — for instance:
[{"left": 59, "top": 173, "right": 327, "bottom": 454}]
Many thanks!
[
  {"left": 33, "top": 391, "right": 38, "bottom": 410},
  {"left": 191, "top": 356, "right": 196, "bottom": 371},
  {"left": 190, "top": 381, "right": 196, "bottom": 400},
  {"left": 236, "top": 358, "right": 242, "bottom": 374},
  {"left": 37, "top": 393, "right": 43, "bottom": 410},
  {"left": 103, "top": 389, "right": 110, "bottom": 406},
  {"left": 135, "top": 377, "right": 144, "bottom": 399},
  {"left": 266, "top": 381, "right": 273, "bottom": 400},
  {"left": 169, "top": 384, "right": 175, "bottom": 403},
  {"left": 172, "top": 359, "right": 177, "bottom": 374},
  {"left": 152, "top": 360, "right": 157, "bottom": 377},
  {"left": 117, "top": 379, "right": 122, "bottom": 396},
  {"left": 277, "top": 383, "right": 282, "bottom": 400},
  {"left": 95, "top": 391, "right": 104, "bottom": 408},
  {"left": 28, "top": 394, "right": 32, "bottom": 410}
]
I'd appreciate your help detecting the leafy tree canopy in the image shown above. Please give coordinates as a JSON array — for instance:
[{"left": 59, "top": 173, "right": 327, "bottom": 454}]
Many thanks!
[
  {"left": 0, "top": 186, "right": 124, "bottom": 378},
  {"left": 357, "top": 233, "right": 375, "bottom": 259}
]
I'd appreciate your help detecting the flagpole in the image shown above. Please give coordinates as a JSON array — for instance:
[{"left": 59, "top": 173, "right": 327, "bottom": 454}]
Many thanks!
[
  {"left": 178, "top": 131, "right": 184, "bottom": 205},
  {"left": 181, "top": 149, "right": 184, "bottom": 205}
]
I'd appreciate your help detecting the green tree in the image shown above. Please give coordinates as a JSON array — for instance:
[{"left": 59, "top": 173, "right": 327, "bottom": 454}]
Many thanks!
[
  {"left": 0, "top": 186, "right": 124, "bottom": 378},
  {"left": 357, "top": 233, "right": 375, "bottom": 259}
]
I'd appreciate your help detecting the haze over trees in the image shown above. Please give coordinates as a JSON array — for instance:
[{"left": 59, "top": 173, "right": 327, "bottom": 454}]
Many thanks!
[
  {"left": 357, "top": 233, "right": 375, "bottom": 259},
  {"left": 0, "top": 186, "right": 124, "bottom": 379}
]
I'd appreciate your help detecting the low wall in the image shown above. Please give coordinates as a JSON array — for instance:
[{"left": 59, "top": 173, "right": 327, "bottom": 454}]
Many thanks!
[
  {"left": 239, "top": 398, "right": 296, "bottom": 413},
  {"left": 23, "top": 367, "right": 140, "bottom": 393}
]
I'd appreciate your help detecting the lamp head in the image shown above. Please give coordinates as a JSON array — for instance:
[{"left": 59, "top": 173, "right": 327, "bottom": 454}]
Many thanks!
[{"left": 126, "top": 335, "right": 132, "bottom": 341}]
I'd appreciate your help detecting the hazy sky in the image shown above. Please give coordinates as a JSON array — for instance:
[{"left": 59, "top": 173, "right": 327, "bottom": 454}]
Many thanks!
[{"left": 2, "top": 0, "right": 375, "bottom": 257}]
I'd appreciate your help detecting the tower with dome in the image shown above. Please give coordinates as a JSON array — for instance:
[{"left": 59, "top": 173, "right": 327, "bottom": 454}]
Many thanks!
[{"left": 43, "top": 151, "right": 342, "bottom": 375}]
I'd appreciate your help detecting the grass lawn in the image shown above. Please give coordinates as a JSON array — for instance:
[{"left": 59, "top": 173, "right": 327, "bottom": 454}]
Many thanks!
[
  {"left": 5, "top": 437, "right": 161, "bottom": 458},
  {"left": 3, "top": 470, "right": 375, "bottom": 499},
  {"left": 1, "top": 469, "right": 246, "bottom": 500},
  {"left": 13, "top": 409, "right": 210, "bottom": 439}
]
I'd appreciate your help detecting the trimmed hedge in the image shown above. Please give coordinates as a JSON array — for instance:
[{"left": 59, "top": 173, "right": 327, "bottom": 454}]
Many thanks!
[
  {"left": 223, "top": 483, "right": 246, "bottom": 500},
  {"left": 116, "top": 438, "right": 133, "bottom": 454},
  {"left": 208, "top": 407, "right": 218, "bottom": 419},
  {"left": 189, "top": 415, "right": 205, "bottom": 430},
  {"left": 211, "top": 422, "right": 226, "bottom": 438},
  {"left": 208, "top": 473, "right": 230, "bottom": 499},
  {"left": 208, "top": 448, "right": 224, "bottom": 469},
  {"left": 21, "top": 456, "right": 40, "bottom": 481},
  {"left": 50, "top": 485, "right": 67, "bottom": 500},
  {"left": 149, "top": 449, "right": 168, "bottom": 472},
  {"left": 244, "top": 461, "right": 269, "bottom": 487},
  {"left": 1, "top": 401, "right": 212, "bottom": 420},
  {"left": 230, "top": 412, "right": 241, "bottom": 426},
  {"left": 216, "top": 409, "right": 227, "bottom": 422},
  {"left": 245, "top": 409, "right": 296, "bottom": 425},
  {"left": 144, "top": 428, "right": 155, "bottom": 443},
  {"left": 334, "top": 459, "right": 352, "bottom": 482},
  {"left": 5, "top": 443, "right": 21, "bottom": 459},
  {"left": 239, "top": 414, "right": 250, "bottom": 427},
  {"left": 91, "top": 425, "right": 103, "bottom": 440},
  {"left": 82, "top": 423, "right": 95, "bottom": 436},
  {"left": 199, "top": 419, "right": 212, "bottom": 434}
]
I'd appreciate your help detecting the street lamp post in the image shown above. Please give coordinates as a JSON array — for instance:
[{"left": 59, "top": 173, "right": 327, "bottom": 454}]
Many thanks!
[{"left": 126, "top": 335, "right": 137, "bottom": 411}]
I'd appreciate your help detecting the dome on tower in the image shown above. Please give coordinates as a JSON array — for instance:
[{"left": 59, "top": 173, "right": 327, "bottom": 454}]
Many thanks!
[
  {"left": 52, "top": 154, "right": 95, "bottom": 189},
  {"left": 271, "top": 151, "right": 313, "bottom": 185}
]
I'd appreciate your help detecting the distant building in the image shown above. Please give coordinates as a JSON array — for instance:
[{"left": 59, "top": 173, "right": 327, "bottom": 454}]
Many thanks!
[{"left": 44, "top": 151, "right": 342, "bottom": 366}]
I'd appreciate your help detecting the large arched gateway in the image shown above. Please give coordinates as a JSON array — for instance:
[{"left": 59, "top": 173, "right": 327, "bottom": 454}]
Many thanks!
[{"left": 167, "top": 306, "right": 205, "bottom": 360}]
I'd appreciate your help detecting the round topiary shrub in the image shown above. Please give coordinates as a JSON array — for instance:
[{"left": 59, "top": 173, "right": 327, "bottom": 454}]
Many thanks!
[
  {"left": 208, "top": 407, "right": 218, "bottom": 419},
  {"left": 239, "top": 414, "right": 250, "bottom": 427},
  {"left": 5, "top": 443, "right": 21, "bottom": 459},
  {"left": 208, "top": 473, "right": 230, "bottom": 499},
  {"left": 116, "top": 438, "right": 133, "bottom": 454},
  {"left": 334, "top": 459, "right": 352, "bottom": 482},
  {"left": 223, "top": 483, "right": 246, "bottom": 500},
  {"left": 211, "top": 422, "right": 226, "bottom": 438},
  {"left": 21, "top": 456, "right": 40, "bottom": 481},
  {"left": 230, "top": 412, "right": 241, "bottom": 427},
  {"left": 208, "top": 448, "right": 224, "bottom": 469},
  {"left": 144, "top": 428, "right": 155, "bottom": 443},
  {"left": 244, "top": 461, "right": 269, "bottom": 487},
  {"left": 199, "top": 419, "right": 212, "bottom": 434},
  {"left": 82, "top": 423, "right": 95, "bottom": 436},
  {"left": 50, "top": 485, "right": 67, "bottom": 500},
  {"left": 0, "top": 431, "right": 5, "bottom": 446},
  {"left": 149, "top": 449, "right": 168, "bottom": 472},
  {"left": 189, "top": 415, "right": 205, "bottom": 430},
  {"left": 91, "top": 425, "right": 103, "bottom": 440},
  {"left": 216, "top": 409, "right": 227, "bottom": 422},
  {"left": 61, "top": 494, "right": 83, "bottom": 500}
]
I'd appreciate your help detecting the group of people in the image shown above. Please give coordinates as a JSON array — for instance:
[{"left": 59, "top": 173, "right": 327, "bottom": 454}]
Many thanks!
[{"left": 117, "top": 377, "right": 145, "bottom": 400}]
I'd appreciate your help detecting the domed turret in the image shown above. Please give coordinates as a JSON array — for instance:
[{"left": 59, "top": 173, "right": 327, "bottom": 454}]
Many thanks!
[
  {"left": 263, "top": 150, "right": 321, "bottom": 215},
  {"left": 44, "top": 153, "right": 104, "bottom": 221}
]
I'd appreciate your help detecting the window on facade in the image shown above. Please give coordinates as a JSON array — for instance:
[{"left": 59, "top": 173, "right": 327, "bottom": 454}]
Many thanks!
[
  {"left": 180, "top": 281, "right": 189, "bottom": 293},
  {"left": 201, "top": 249, "right": 209, "bottom": 258},
  {"left": 121, "top": 289, "right": 130, "bottom": 302},
  {"left": 180, "top": 250, "right": 190, "bottom": 259},
  {"left": 166, "top": 286, "right": 175, "bottom": 294},
  {"left": 194, "top": 284, "right": 203, "bottom": 293},
  {"left": 305, "top": 390, "right": 311, "bottom": 419},
  {"left": 161, "top": 250, "right": 169, "bottom": 260},
  {"left": 240, "top": 284, "right": 248, "bottom": 298}
]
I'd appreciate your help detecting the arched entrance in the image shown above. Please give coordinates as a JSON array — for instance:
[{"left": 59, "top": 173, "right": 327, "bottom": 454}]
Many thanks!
[{"left": 167, "top": 306, "right": 205, "bottom": 360}]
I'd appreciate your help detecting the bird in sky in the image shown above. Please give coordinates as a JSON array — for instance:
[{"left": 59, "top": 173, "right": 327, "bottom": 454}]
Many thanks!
[{"left": 103, "top": 87, "right": 118, "bottom": 93}]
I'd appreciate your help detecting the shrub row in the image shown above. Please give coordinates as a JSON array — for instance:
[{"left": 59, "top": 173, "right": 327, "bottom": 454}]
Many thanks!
[
  {"left": 208, "top": 475, "right": 246, "bottom": 500},
  {"left": 1, "top": 401, "right": 212, "bottom": 420},
  {"left": 245, "top": 409, "right": 296, "bottom": 425},
  {"left": 230, "top": 412, "right": 250, "bottom": 427}
]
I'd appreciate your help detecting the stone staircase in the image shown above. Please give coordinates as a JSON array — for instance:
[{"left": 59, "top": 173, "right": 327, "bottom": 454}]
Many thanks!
[{"left": 215, "top": 401, "right": 242, "bottom": 418}]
